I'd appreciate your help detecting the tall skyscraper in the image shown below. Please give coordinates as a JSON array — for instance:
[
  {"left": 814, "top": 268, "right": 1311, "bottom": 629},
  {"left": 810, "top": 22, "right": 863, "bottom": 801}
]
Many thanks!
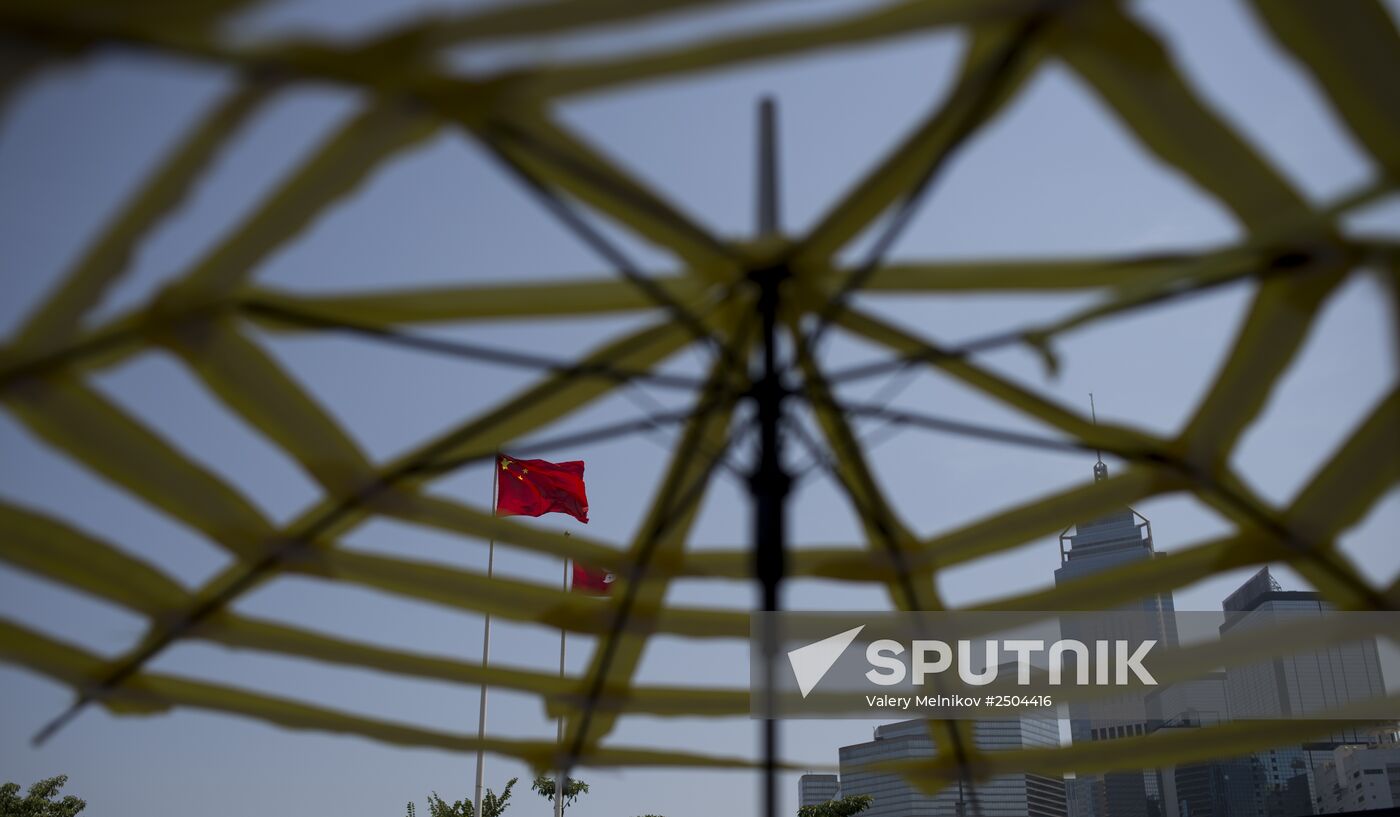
[
  {"left": 1049, "top": 446, "right": 1390, "bottom": 817},
  {"left": 1055, "top": 455, "right": 1176, "bottom": 817},
  {"left": 1053, "top": 508, "right": 1177, "bottom": 637},
  {"left": 1219, "top": 567, "right": 1389, "bottom": 815},
  {"left": 1221, "top": 567, "right": 1386, "bottom": 725},
  {"left": 837, "top": 717, "right": 1067, "bottom": 817}
]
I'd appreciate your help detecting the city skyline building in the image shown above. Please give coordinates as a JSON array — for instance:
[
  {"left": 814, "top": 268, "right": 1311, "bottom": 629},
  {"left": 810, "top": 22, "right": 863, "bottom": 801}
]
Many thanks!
[
  {"left": 799, "top": 773, "right": 841, "bottom": 808},
  {"left": 796, "top": 462, "right": 1393, "bottom": 817},
  {"left": 1310, "top": 741, "right": 1400, "bottom": 814},
  {"left": 1056, "top": 455, "right": 1176, "bottom": 817},
  {"left": 1218, "top": 567, "right": 1390, "bottom": 815},
  {"left": 1145, "top": 673, "right": 1239, "bottom": 817},
  {"left": 837, "top": 717, "right": 1067, "bottom": 817},
  {"left": 1220, "top": 568, "right": 1387, "bottom": 726}
]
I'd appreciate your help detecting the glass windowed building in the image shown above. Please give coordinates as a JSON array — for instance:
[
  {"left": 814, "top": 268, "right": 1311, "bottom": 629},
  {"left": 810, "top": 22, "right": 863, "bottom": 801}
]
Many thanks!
[
  {"left": 1218, "top": 567, "right": 1389, "bottom": 814},
  {"left": 1220, "top": 568, "right": 1386, "bottom": 732},
  {"left": 1054, "top": 464, "right": 1176, "bottom": 817},
  {"left": 799, "top": 773, "right": 841, "bottom": 808},
  {"left": 837, "top": 718, "right": 1067, "bottom": 817},
  {"left": 1311, "top": 742, "right": 1400, "bottom": 813}
]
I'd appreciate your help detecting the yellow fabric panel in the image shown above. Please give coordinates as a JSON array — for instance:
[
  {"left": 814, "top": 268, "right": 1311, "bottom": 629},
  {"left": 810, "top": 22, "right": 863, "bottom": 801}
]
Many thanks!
[
  {"left": 162, "top": 316, "right": 375, "bottom": 495},
  {"left": 248, "top": 277, "right": 706, "bottom": 327},
  {"left": 562, "top": 326, "right": 750, "bottom": 756},
  {"left": 0, "top": 0, "right": 1395, "bottom": 786},
  {"left": 2, "top": 375, "right": 273, "bottom": 561},
  {"left": 10, "top": 84, "right": 274, "bottom": 355},
  {"left": 169, "top": 104, "right": 439, "bottom": 299},
  {"left": 0, "top": 502, "right": 191, "bottom": 614},
  {"left": 477, "top": 108, "right": 737, "bottom": 276},
  {"left": 1248, "top": 0, "right": 1400, "bottom": 177},
  {"left": 528, "top": 0, "right": 1041, "bottom": 100},
  {"left": 795, "top": 20, "right": 1048, "bottom": 267},
  {"left": 0, "top": 618, "right": 766, "bottom": 769},
  {"left": 1055, "top": 3, "right": 1310, "bottom": 235}
]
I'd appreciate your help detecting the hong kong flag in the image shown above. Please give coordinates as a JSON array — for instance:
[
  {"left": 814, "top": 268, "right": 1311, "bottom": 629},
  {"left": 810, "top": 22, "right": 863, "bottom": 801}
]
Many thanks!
[{"left": 495, "top": 454, "right": 589, "bottom": 524}]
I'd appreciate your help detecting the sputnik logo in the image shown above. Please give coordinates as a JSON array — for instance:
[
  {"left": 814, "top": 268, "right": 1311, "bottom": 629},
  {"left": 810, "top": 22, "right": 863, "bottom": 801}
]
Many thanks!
[{"left": 786, "top": 625, "right": 865, "bottom": 698}]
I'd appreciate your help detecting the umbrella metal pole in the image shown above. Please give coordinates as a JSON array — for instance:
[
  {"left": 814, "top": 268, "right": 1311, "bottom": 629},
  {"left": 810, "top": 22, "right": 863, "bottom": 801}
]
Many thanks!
[{"left": 751, "top": 96, "right": 789, "bottom": 817}]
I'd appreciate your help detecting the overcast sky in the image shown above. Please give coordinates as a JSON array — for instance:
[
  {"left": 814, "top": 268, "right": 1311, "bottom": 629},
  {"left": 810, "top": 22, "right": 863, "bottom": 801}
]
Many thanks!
[{"left": 2, "top": 0, "right": 1398, "bottom": 815}]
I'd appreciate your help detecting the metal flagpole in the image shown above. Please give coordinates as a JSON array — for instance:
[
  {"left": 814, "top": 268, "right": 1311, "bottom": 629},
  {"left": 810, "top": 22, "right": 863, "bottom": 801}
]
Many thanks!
[
  {"left": 474, "top": 455, "right": 500, "bottom": 814},
  {"left": 554, "top": 555, "right": 570, "bottom": 817}
]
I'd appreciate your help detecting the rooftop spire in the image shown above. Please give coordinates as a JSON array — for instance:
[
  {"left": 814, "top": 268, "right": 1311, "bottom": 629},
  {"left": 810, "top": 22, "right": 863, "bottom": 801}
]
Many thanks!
[{"left": 1090, "top": 393, "right": 1108, "bottom": 482}]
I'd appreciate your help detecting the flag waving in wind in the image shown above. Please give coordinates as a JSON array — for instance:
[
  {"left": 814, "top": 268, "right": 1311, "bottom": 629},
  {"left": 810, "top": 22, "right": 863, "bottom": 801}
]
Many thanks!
[
  {"left": 495, "top": 455, "right": 589, "bottom": 523},
  {"left": 485, "top": 454, "right": 598, "bottom": 809},
  {"left": 571, "top": 562, "right": 614, "bottom": 595}
]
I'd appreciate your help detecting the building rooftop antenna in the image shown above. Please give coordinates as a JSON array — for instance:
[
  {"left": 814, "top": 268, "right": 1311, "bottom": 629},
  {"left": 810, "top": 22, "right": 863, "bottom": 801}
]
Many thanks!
[{"left": 1090, "top": 392, "right": 1108, "bottom": 482}]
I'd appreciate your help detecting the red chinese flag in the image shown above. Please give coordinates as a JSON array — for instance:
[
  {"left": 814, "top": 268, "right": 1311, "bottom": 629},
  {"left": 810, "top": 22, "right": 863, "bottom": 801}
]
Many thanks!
[
  {"left": 495, "top": 455, "right": 589, "bottom": 523},
  {"left": 572, "top": 562, "right": 614, "bottom": 596}
]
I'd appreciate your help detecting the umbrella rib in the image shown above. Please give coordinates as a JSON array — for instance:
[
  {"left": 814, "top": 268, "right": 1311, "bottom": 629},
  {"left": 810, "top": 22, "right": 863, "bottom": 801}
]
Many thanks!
[
  {"left": 783, "top": 397, "right": 923, "bottom": 613},
  {"left": 562, "top": 389, "right": 741, "bottom": 767},
  {"left": 1188, "top": 469, "right": 1388, "bottom": 611},
  {"left": 238, "top": 297, "right": 708, "bottom": 391},
  {"left": 821, "top": 239, "right": 1370, "bottom": 387},
  {"left": 806, "top": 12, "right": 1053, "bottom": 347},
  {"left": 28, "top": 314, "right": 707, "bottom": 745},
  {"left": 559, "top": 309, "right": 755, "bottom": 770},
  {"left": 2, "top": 0, "right": 1395, "bottom": 804},
  {"left": 788, "top": 335, "right": 987, "bottom": 817},
  {"left": 481, "top": 115, "right": 735, "bottom": 265},
  {"left": 477, "top": 121, "right": 739, "bottom": 369},
  {"left": 416, "top": 386, "right": 749, "bottom": 477},
  {"left": 834, "top": 401, "right": 1091, "bottom": 456}
]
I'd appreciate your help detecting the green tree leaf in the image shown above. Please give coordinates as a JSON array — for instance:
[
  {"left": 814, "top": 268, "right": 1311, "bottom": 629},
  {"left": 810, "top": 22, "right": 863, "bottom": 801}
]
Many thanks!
[
  {"left": 531, "top": 775, "right": 590, "bottom": 812},
  {"left": 798, "top": 794, "right": 874, "bottom": 817},
  {"left": 0, "top": 775, "right": 86, "bottom": 817}
]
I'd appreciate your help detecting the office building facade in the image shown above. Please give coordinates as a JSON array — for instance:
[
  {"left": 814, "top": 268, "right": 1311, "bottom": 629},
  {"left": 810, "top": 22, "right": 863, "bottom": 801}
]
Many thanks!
[
  {"left": 837, "top": 718, "right": 1067, "bottom": 817},
  {"left": 1221, "top": 568, "right": 1386, "bottom": 727},
  {"left": 1054, "top": 459, "right": 1175, "bottom": 817},
  {"left": 1311, "top": 743, "right": 1400, "bottom": 813},
  {"left": 799, "top": 773, "right": 841, "bottom": 808},
  {"left": 1220, "top": 567, "right": 1389, "bottom": 814}
]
